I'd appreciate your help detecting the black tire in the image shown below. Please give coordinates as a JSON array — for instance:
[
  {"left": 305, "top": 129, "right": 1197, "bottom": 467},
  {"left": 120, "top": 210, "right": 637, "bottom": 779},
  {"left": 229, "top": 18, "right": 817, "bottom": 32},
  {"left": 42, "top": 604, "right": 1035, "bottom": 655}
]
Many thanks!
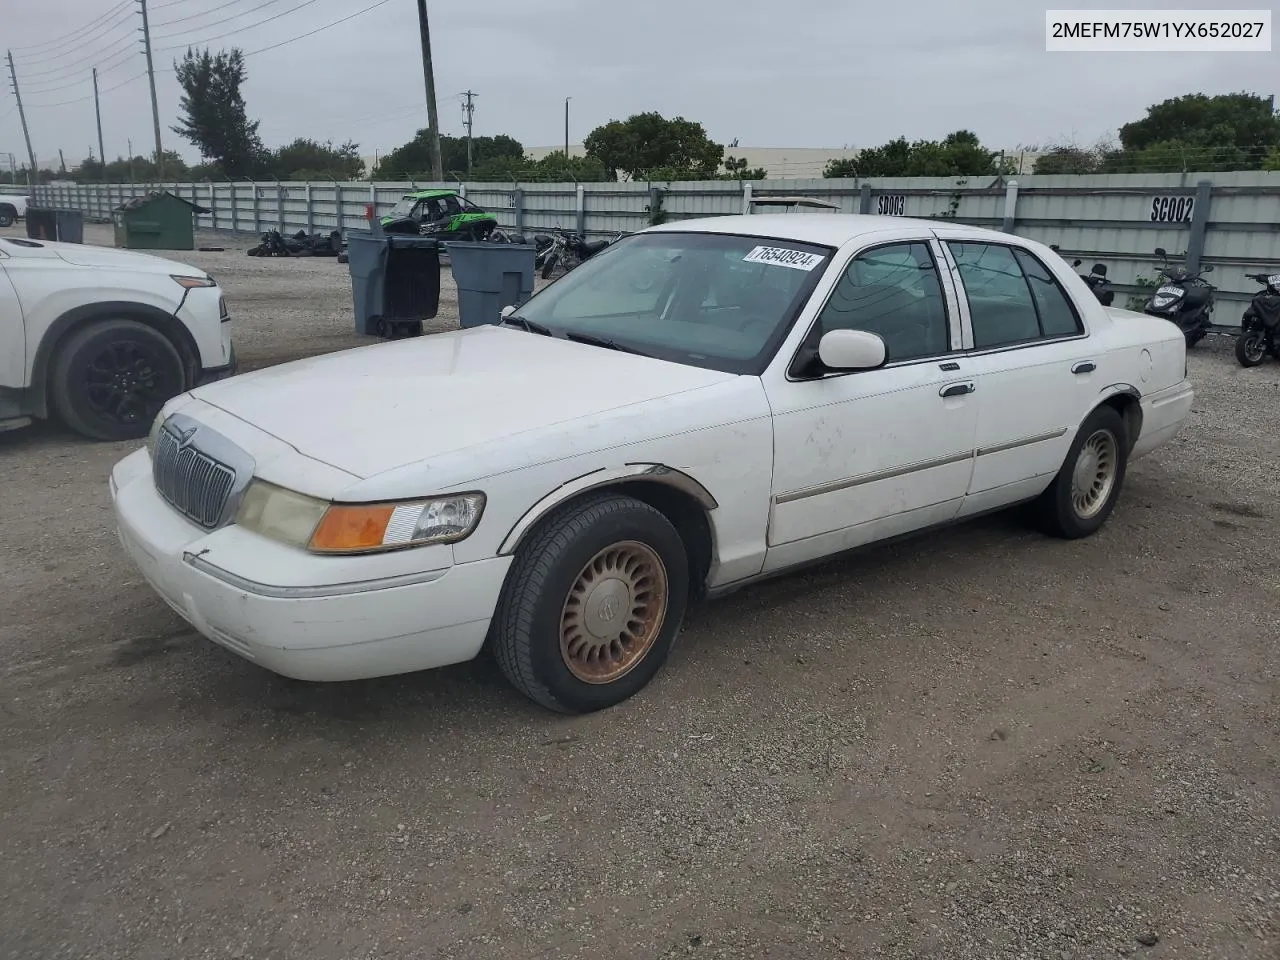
[
  {"left": 540, "top": 252, "right": 559, "bottom": 280},
  {"left": 1235, "top": 329, "right": 1267, "bottom": 367},
  {"left": 490, "top": 493, "right": 690, "bottom": 714},
  {"left": 50, "top": 319, "right": 186, "bottom": 442},
  {"left": 0, "top": 207, "right": 14, "bottom": 228},
  {"left": 1033, "top": 404, "right": 1129, "bottom": 540},
  {"left": 1185, "top": 328, "right": 1207, "bottom": 348}
]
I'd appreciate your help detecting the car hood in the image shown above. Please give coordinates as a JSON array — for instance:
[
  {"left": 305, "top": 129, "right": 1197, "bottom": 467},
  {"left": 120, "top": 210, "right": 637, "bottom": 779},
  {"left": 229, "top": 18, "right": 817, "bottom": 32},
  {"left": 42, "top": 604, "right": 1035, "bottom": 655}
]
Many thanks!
[
  {"left": 189, "top": 325, "right": 738, "bottom": 478},
  {"left": 51, "top": 242, "right": 204, "bottom": 275}
]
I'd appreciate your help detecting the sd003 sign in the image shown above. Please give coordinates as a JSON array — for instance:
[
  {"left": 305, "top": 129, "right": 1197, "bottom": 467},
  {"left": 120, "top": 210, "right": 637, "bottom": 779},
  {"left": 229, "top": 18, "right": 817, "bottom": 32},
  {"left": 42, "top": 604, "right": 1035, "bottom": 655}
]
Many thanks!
[
  {"left": 1149, "top": 195, "right": 1195, "bottom": 224},
  {"left": 877, "top": 194, "right": 906, "bottom": 216}
]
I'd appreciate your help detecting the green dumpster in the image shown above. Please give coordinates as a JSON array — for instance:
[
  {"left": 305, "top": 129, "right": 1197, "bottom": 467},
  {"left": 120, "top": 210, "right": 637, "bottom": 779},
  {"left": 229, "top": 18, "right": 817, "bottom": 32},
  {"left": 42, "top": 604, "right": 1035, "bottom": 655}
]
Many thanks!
[{"left": 112, "top": 191, "right": 209, "bottom": 251}]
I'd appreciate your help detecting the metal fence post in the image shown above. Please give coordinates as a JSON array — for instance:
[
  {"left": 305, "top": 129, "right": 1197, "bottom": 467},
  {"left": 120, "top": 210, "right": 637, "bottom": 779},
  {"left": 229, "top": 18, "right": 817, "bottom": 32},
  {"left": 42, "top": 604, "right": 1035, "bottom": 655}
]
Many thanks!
[
  {"left": 250, "top": 181, "right": 260, "bottom": 232},
  {"left": 334, "top": 181, "right": 345, "bottom": 233},
  {"left": 275, "top": 181, "right": 285, "bottom": 231},
  {"left": 742, "top": 181, "right": 753, "bottom": 214},
  {"left": 1001, "top": 179, "right": 1019, "bottom": 233},
  {"left": 576, "top": 183, "right": 586, "bottom": 235},
  {"left": 230, "top": 182, "right": 239, "bottom": 233},
  {"left": 305, "top": 182, "right": 314, "bottom": 234},
  {"left": 513, "top": 188, "right": 524, "bottom": 232},
  {"left": 1185, "top": 179, "right": 1214, "bottom": 273},
  {"left": 859, "top": 182, "right": 872, "bottom": 214}
]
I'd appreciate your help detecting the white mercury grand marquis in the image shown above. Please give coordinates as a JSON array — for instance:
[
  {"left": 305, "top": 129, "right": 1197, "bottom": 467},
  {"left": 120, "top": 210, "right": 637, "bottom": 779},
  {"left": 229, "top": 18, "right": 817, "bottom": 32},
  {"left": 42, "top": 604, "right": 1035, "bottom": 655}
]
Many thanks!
[{"left": 110, "top": 215, "right": 1194, "bottom": 713}]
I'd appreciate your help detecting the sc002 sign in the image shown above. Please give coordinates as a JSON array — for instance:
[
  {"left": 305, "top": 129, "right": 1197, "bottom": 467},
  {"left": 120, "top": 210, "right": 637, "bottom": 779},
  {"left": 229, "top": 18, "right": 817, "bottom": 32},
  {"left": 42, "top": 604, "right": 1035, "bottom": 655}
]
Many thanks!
[
  {"left": 877, "top": 194, "right": 906, "bottom": 216},
  {"left": 1149, "top": 195, "right": 1195, "bottom": 223}
]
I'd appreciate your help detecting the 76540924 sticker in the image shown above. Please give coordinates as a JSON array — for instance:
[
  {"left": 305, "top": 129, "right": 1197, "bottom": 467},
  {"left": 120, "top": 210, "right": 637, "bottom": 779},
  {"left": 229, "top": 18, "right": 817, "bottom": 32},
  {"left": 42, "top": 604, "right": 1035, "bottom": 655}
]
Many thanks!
[{"left": 742, "top": 246, "right": 825, "bottom": 271}]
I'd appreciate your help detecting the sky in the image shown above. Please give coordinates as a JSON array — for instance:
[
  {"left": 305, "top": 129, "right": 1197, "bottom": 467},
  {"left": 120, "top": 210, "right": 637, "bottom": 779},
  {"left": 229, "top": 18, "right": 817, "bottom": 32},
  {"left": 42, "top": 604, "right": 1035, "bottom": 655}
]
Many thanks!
[{"left": 0, "top": 0, "right": 1274, "bottom": 171}]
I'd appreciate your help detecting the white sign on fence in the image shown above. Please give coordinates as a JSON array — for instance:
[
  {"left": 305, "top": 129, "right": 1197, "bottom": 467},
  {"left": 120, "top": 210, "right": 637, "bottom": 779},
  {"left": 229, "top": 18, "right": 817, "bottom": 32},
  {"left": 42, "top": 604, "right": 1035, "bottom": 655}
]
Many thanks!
[
  {"left": 1149, "top": 195, "right": 1195, "bottom": 223},
  {"left": 877, "top": 194, "right": 907, "bottom": 216}
]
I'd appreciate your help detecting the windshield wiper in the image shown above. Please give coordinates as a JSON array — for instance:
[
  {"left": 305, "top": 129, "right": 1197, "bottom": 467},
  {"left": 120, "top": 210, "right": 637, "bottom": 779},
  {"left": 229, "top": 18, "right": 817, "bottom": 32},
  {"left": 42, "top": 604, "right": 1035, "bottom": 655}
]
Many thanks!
[
  {"left": 499, "top": 314, "right": 553, "bottom": 336},
  {"left": 564, "top": 331, "right": 654, "bottom": 357}
]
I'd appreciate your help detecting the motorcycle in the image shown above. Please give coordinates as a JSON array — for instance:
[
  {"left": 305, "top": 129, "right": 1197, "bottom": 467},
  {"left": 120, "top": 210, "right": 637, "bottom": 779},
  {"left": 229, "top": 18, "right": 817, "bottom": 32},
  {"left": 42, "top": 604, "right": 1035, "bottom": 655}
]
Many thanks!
[
  {"left": 540, "top": 229, "right": 622, "bottom": 280},
  {"left": 1143, "top": 247, "right": 1216, "bottom": 347},
  {"left": 1234, "top": 270, "right": 1280, "bottom": 367},
  {"left": 1048, "top": 245, "right": 1114, "bottom": 307},
  {"left": 1072, "top": 259, "right": 1114, "bottom": 306}
]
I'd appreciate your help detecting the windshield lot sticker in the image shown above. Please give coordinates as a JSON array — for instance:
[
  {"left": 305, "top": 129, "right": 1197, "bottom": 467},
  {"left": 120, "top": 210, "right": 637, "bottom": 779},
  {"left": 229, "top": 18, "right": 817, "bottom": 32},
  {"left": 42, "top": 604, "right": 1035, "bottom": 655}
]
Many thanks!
[{"left": 743, "top": 246, "right": 824, "bottom": 271}]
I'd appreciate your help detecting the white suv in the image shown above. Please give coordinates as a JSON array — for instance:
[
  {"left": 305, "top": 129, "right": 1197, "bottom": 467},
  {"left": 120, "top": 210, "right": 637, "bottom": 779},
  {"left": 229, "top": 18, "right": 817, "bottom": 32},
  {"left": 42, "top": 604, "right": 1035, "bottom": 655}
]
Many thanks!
[{"left": 0, "top": 236, "right": 235, "bottom": 440}]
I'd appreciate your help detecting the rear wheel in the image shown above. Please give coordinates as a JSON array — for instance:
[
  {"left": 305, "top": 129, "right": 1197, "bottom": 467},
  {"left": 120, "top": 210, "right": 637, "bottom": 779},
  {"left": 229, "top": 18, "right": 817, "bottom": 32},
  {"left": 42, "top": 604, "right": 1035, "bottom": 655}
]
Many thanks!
[
  {"left": 540, "top": 252, "right": 560, "bottom": 280},
  {"left": 1034, "top": 405, "right": 1129, "bottom": 539},
  {"left": 1235, "top": 328, "right": 1267, "bottom": 367},
  {"left": 0, "top": 206, "right": 15, "bottom": 228},
  {"left": 50, "top": 319, "right": 186, "bottom": 441},
  {"left": 490, "top": 493, "right": 690, "bottom": 714}
]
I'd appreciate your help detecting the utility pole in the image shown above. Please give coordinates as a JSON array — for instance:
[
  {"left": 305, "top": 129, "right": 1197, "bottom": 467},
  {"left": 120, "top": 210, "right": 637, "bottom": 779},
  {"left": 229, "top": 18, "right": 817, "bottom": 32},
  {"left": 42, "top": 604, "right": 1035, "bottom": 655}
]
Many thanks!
[
  {"left": 137, "top": 0, "right": 164, "bottom": 179},
  {"left": 58, "top": 149, "right": 66, "bottom": 175},
  {"left": 127, "top": 138, "right": 135, "bottom": 183},
  {"left": 461, "top": 90, "right": 476, "bottom": 174},
  {"left": 5, "top": 51, "right": 38, "bottom": 183},
  {"left": 414, "top": 0, "right": 443, "bottom": 182},
  {"left": 93, "top": 67, "right": 106, "bottom": 170},
  {"left": 564, "top": 97, "right": 571, "bottom": 160}
]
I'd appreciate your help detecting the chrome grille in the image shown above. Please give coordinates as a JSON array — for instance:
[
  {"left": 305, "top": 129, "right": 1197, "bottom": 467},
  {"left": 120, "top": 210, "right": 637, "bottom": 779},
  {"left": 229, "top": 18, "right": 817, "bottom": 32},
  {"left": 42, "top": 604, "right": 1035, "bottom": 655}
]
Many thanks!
[{"left": 153, "top": 426, "right": 237, "bottom": 528}]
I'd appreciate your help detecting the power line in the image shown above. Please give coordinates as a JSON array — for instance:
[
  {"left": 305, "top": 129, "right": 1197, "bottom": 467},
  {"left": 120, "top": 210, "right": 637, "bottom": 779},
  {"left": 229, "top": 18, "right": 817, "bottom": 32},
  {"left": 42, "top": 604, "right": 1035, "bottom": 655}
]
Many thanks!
[
  {"left": 153, "top": 0, "right": 288, "bottom": 39},
  {"left": 242, "top": 0, "right": 396, "bottom": 57},
  {"left": 153, "top": 0, "right": 279, "bottom": 28},
  {"left": 25, "top": 70, "right": 147, "bottom": 109},
  {"left": 154, "top": 0, "right": 326, "bottom": 52},
  {"left": 21, "top": 39, "right": 141, "bottom": 88},
  {"left": 9, "top": 1, "right": 132, "bottom": 58}
]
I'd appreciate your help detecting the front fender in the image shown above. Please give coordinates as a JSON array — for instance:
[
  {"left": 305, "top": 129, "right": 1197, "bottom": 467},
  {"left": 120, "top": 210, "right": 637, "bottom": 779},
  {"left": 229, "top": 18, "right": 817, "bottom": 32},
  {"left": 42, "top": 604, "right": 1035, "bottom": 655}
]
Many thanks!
[{"left": 497, "top": 463, "right": 718, "bottom": 555}]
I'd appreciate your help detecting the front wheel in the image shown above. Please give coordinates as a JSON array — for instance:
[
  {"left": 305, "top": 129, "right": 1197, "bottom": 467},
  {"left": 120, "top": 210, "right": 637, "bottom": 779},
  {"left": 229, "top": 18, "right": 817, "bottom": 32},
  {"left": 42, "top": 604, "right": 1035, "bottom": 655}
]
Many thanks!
[
  {"left": 50, "top": 319, "right": 186, "bottom": 442},
  {"left": 540, "top": 252, "right": 560, "bottom": 280},
  {"left": 1235, "top": 328, "right": 1267, "bottom": 367},
  {"left": 490, "top": 493, "right": 690, "bottom": 714},
  {"left": 1033, "top": 404, "right": 1129, "bottom": 539},
  {"left": 0, "top": 208, "right": 14, "bottom": 228}
]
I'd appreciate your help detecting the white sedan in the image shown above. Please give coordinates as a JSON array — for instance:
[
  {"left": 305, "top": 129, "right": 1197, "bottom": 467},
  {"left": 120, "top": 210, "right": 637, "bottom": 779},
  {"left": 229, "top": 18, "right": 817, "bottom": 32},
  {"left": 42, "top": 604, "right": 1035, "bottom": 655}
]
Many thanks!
[{"left": 110, "top": 215, "right": 1193, "bottom": 713}]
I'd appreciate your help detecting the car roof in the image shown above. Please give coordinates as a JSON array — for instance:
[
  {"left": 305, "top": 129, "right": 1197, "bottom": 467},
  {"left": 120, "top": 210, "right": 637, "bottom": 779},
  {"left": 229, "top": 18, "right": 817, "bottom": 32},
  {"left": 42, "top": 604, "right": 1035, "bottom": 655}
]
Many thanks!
[
  {"left": 643, "top": 213, "right": 1014, "bottom": 248},
  {"left": 404, "top": 189, "right": 457, "bottom": 199}
]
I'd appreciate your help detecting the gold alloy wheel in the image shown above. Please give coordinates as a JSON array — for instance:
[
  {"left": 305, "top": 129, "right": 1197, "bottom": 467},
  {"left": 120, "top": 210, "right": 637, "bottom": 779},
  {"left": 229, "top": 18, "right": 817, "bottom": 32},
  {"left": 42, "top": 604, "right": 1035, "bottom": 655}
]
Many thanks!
[
  {"left": 1071, "top": 428, "right": 1119, "bottom": 519},
  {"left": 559, "top": 541, "right": 669, "bottom": 684}
]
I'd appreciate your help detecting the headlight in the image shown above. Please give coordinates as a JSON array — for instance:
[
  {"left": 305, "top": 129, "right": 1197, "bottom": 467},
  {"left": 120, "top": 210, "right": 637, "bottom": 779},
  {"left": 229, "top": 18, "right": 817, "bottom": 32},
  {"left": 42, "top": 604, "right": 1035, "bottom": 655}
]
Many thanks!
[
  {"left": 146, "top": 410, "right": 165, "bottom": 457},
  {"left": 172, "top": 274, "right": 216, "bottom": 289},
  {"left": 1150, "top": 295, "right": 1178, "bottom": 308},
  {"left": 234, "top": 481, "right": 485, "bottom": 553}
]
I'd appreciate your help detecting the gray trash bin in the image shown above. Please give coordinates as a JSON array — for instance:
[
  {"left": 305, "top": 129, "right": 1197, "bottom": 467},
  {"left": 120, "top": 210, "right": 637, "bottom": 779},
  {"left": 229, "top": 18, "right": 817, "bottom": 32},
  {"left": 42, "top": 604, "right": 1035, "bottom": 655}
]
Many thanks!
[
  {"left": 346, "top": 228, "right": 441, "bottom": 338},
  {"left": 446, "top": 241, "right": 536, "bottom": 328},
  {"left": 26, "top": 207, "right": 83, "bottom": 243}
]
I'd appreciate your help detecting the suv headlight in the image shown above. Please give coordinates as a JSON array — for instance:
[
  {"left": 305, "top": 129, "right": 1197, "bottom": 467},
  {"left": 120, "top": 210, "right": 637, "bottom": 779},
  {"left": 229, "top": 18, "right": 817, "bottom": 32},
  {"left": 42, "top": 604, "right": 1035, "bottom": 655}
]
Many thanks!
[{"left": 234, "top": 481, "right": 485, "bottom": 553}]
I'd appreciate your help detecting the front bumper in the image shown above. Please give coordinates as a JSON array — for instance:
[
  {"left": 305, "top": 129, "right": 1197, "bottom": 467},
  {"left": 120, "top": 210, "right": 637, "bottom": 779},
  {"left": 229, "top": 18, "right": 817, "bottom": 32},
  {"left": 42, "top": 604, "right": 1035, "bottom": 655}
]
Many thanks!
[
  {"left": 109, "top": 448, "right": 512, "bottom": 682},
  {"left": 197, "top": 344, "right": 238, "bottom": 385}
]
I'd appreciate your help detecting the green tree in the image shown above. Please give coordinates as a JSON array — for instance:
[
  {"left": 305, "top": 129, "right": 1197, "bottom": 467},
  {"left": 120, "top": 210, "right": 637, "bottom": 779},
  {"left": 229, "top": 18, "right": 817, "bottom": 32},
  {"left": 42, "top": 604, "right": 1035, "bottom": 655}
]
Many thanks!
[
  {"left": 1264, "top": 146, "right": 1280, "bottom": 171},
  {"left": 372, "top": 131, "right": 523, "bottom": 179},
  {"left": 99, "top": 151, "right": 189, "bottom": 182},
  {"left": 1104, "top": 92, "right": 1280, "bottom": 172},
  {"left": 1032, "top": 145, "right": 1105, "bottom": 175},
  {"left": 583, "top": 112, "right": 723, "bottom": 180},
  {"left": 823, "top": 130, "right": 1010, "bottom": 178},
  {"left": 721, "top": 155, "right": 768, "bottom": 180},
  {"left": 171, "top": 47, "right": 268, "bottom": 177},
  {"left": 271, "top": 138, "right": 364, "bottom": 180}
]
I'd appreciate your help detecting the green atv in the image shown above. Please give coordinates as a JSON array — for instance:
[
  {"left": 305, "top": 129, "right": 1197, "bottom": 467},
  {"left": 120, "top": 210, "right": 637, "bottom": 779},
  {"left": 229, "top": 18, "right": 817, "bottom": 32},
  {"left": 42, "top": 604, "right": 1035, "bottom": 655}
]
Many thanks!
[{"left": 380, "top": 189, "right": 499, "bottom": 241}]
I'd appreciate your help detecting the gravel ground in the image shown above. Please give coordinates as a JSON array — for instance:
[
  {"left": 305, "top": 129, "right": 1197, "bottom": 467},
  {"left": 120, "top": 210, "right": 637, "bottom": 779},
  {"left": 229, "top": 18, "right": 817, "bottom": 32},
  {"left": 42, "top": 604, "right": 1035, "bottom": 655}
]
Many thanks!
[{"left": 1, "top": 223, "right": 1278, "bottom": 960}]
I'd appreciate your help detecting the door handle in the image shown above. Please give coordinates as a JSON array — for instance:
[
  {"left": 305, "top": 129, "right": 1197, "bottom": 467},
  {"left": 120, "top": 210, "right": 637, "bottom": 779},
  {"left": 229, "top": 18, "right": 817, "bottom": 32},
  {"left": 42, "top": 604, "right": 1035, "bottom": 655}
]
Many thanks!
[
  {"left": 940, "top": 381, "right": 975, "bottom": 398},
  {"left": 1072, "top": 361, "right": 1096, "bottom": 374}
]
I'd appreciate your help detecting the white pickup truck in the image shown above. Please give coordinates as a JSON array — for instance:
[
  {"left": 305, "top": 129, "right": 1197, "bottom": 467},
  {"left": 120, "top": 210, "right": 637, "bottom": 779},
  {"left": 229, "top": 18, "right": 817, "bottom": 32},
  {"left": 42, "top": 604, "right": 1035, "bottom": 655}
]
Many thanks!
[{"left": 0, "top": 192, "right": 30, "bottom": 228}]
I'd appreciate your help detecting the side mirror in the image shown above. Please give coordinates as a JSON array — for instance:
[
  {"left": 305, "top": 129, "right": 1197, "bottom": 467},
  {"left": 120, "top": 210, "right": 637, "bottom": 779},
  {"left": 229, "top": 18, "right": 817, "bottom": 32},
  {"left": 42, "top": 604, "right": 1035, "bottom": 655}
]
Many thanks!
[
  {"left": 817, "top": 329, "right": 887, "bottom": 371},
  {"left": 1091, "top": 264, "right": 1107, "bottom": 277},
  {"left": 1154, "top": 247, "right": 1167, "bottom": 258},
  {"left": 1049, "top": 244, "right": 1060, "bottom": 251},
  {"left": 500, "top": 304, "right": 516, "bottom": 318},
  {"left": 1072, "top": 258, "right": 1082, "bottom": 267}
]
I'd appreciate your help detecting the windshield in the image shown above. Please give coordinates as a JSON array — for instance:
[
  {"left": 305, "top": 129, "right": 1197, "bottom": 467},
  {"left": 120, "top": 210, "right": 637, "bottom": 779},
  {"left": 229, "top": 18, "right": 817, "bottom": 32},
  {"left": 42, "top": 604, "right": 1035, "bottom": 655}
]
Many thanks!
[
  {"left": 388, "top": 197, "right": 418, "bottom": 218},
  {"left": 512, "top": 232, "right": 832, "bottom": 374}
]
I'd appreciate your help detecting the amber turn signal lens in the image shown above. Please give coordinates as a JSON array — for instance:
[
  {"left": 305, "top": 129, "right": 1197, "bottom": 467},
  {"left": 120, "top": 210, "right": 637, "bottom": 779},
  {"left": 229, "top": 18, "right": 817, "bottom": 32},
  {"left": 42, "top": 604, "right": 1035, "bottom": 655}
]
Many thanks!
[{"left": 309, "top": 504, "right": 397, "bottom": 552}]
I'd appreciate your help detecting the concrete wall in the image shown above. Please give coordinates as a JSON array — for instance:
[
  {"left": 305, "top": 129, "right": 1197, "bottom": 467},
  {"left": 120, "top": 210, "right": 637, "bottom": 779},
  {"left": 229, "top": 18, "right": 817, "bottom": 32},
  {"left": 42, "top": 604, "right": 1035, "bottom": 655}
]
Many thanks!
[{"left": 36, "top": 170, "right": 1280, "bottom": 327}]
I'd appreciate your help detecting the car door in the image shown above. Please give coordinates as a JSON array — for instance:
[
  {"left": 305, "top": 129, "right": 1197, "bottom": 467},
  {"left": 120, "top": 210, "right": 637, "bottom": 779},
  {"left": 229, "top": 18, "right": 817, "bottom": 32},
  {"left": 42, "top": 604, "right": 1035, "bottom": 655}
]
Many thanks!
[
  {"left": 936, "top": 236, "right": 1100, "bottom": 514},
  {"left": 0, "top": 256, "right": 25, "bottom": 392},
  {"left": 763, "top": 237, "right": 979, "bottom": 573}
]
